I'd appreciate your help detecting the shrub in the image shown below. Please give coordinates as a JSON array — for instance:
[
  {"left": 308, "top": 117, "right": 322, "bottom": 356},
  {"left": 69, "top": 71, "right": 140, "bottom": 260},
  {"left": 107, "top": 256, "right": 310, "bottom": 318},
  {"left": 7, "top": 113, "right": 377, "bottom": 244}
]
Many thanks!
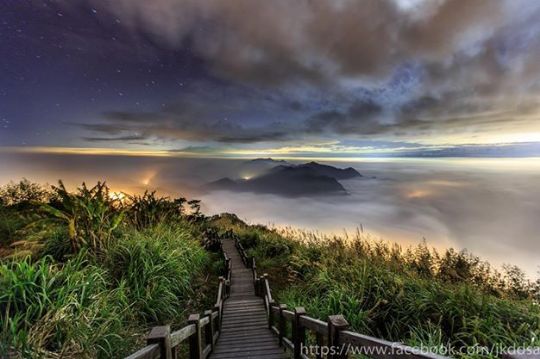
[
  {"left": 127, "top": 191, "right": 186, "bottom": 230},
  {"left": 0, "top": 179, "right": 50, "bottom": 208}
]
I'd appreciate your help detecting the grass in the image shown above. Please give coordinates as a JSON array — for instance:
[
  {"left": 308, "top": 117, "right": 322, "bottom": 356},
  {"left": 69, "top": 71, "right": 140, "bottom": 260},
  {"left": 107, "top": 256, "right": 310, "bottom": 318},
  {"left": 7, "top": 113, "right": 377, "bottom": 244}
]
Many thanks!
[
  {"left": 0, "top": 180, "right": 218, "bottom": 358},
  {"left": 1, "top": 180, "right": 539, "bottom": 358},
  {"left": 208, "top": 213, "right": 540, "bottom": 358}
]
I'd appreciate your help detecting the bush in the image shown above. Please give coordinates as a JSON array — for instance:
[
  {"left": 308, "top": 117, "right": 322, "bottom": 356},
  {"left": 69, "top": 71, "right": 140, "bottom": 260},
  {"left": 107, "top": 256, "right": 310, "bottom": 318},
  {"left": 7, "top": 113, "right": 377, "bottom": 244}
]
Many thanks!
[
  {"left": 127, "top": 191, "right": 186, "bottom": 230},
  {"left": 0, "top": 179, "right": 50, "bottom": 208}
]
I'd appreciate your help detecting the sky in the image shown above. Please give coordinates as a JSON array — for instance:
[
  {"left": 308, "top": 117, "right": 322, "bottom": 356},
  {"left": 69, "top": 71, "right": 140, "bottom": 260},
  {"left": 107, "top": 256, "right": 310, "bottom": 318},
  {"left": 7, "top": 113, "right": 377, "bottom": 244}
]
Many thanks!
[{"left": 1, "top": 0, "right": 540, "bottom": 157}]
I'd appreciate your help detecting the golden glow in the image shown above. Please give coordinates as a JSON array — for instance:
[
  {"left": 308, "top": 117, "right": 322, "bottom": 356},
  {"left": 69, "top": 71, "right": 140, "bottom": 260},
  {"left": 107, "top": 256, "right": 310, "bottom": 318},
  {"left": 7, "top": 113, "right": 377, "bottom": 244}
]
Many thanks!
[
  {"left": 0, "top": 146, "right": 173, "bottom": 157},
  {"left": 141, "top": 170, "right": 157, "bottom": 186},
  {"left": 405, "top": 189, "right": 433, "bottom": 199},
  {"left": 109, "top": 191, "right": 127, "bottom": 202}
]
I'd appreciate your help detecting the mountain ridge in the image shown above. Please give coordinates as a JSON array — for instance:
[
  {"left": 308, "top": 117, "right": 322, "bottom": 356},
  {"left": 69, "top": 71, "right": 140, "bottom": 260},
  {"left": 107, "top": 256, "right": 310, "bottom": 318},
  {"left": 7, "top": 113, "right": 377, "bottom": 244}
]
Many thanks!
[{"left": 206, "top": 159, "right": 361, "bottom": 196}]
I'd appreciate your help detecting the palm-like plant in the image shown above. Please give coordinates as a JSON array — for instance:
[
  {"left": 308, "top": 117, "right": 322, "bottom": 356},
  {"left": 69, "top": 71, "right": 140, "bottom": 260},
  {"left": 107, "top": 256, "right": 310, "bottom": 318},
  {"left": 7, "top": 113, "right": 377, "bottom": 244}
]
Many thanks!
[
  {"left": 127, "top": 191, "right": 186, "bottom": 230},
  {"left": 41, "top": 181, "right": 124, "bottom": 253}
]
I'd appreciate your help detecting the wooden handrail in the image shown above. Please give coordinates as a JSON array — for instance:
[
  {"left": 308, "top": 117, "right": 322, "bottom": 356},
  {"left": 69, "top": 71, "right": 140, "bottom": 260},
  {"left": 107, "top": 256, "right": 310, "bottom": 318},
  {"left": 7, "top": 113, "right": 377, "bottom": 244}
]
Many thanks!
[
  {"left": 340, "top": 331, "right": 448, "bottom": 359},
  {"left": 170, "top": 324, "right": 196, "bottom": 347},
  {"left": 125, "top": 343, "right": 160, "bottom": 359}
]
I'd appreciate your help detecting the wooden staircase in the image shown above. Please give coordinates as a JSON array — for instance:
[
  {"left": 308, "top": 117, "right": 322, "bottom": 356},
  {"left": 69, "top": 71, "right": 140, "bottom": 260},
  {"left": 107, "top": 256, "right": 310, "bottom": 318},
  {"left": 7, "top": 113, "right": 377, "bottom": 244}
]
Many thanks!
[{"left": 209, "top": 239, "right": 287, "bottom": 358}]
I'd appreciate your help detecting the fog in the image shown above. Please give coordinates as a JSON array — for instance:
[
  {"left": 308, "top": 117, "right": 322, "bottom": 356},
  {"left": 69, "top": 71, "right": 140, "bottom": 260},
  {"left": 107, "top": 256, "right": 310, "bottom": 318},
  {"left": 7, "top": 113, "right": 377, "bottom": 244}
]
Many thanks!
[{"left": 1, "top": 153, "right": 539, "bottom": 277}]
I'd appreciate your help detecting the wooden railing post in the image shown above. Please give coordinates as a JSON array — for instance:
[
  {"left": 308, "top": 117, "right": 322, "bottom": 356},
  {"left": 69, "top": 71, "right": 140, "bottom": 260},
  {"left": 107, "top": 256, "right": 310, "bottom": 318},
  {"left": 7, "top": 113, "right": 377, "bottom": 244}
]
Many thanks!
[
  {"left": 293, "top": 307, "right": 307, "bottom": 359},
  {"left": 268, "top": 300, "right": 276, "bottom": 329},
  {"left": 262, "top": 273, "right": 269, "bottom": 295},
  {"left": 255, "top": 276, "right": 261, "bottom": 296},
  {"left": 213, "top": 304, "right": 221, "bottom": 330},
  {"left": 315, "top": 331, "right": 324, "bottom": 359},
  {"left": 218, "top": 276, "right": 225, "bottom": 300},
  {"left": 188, "top": 314, "right": 202, "bottom": 359},
  {"left": 147, "top": 325, "right": 172, "bottom": 359},
  {"left": 278, "top": 304, "right": 287, "bottom": 347},
  {"left": 204, "top": 310, "right": 214, "bottom": 353},
  {"left": 327, "top": 315, "right": 349, "bottom": 359},
  {"left": 225, "top": 279, "right": 231, "bottom": 298}
]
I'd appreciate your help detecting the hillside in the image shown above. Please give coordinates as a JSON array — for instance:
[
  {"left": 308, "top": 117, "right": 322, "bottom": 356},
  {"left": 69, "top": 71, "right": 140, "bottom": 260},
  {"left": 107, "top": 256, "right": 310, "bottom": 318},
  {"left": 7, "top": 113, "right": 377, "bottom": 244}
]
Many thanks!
[{"left": 0, "top": 180, "right": 539, "bottom": 358}]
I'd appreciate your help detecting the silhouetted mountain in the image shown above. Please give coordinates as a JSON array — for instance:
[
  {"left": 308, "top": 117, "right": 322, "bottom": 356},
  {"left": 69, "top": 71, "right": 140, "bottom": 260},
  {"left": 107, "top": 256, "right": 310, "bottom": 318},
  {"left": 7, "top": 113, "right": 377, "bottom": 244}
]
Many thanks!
[
  {"left": 239, "top": 158, "right": 291, "bottom": 178},
  {"left": 205, "top": 177, "right": 239, "bottom": 191},
  {"left": 297, "top": 161, "right": 361, "bottom": 179},
  {"left": 206, "top": 160, "right": 359, "bottom": 196},
  {"left": 242, "top": 166, "right": 346, "bottom": 196},
  {"left": 248, "top": 158, "right": 288, "bottom": 165},
  {"left": 269, "top": 161, "right": 361, "bottom": 180}
]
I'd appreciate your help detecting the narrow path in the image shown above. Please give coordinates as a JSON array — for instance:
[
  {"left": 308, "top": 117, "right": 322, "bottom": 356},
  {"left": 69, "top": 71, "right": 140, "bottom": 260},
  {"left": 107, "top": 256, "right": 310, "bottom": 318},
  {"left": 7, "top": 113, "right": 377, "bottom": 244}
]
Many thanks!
[{"left": 210, "top": 240, "right": 288, "bottom": 359}]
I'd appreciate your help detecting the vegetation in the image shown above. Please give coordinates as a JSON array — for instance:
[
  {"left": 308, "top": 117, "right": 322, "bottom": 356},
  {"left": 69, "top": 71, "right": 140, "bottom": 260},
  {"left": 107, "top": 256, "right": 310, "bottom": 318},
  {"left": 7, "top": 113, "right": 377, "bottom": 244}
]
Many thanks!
[
  {"left": 0, "top": 180, "right": 219, "bottom": 358},
  {"left": 1, "top": 179, "right": 539, "bottom": 358},
  {"left": 208, "top": 214, "right": 540, "bottom": 357}
]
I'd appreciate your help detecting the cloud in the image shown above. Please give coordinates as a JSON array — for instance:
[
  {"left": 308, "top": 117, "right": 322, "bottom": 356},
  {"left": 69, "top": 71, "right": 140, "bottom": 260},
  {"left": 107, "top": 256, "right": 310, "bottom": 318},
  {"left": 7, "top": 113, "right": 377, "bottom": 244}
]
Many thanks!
[
  {"left": 82, "top": 109, "right": 293, "bottom": 144},
  {"left": 64, "top": 0, "right": 540, "bottom": 146},
  {"left": 69, "top": 0, "right": 526, "bottom": 86}
]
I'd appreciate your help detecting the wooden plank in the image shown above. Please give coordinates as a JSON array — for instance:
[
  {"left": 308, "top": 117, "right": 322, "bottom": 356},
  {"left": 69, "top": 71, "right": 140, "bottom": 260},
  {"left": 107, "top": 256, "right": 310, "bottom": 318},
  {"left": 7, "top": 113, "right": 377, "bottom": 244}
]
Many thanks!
[
  {"left": 211, "top": 348, "right": 286, "bottom": 358},
  {"left": 216, "top": 337, "right": 278, "bottom": 345},
  {"left": 282, "top": 310, "right": 295, "bottom": 321},
  {"left": 502, "top": 351, "right": 540, "bottom": 359},
  {"left": 213, "top": 343, "right": 284, "bottom": 354},
  {"left": 202, "top": 344, "right": 212, "bottom": 359},
  {"left": 341, "top": 330, "right": 448, "bottom": 359},
  {"left": 170, "top": 324, "right": 196, "bottom": 348},
  {"left": 200, "top": 316, "right": 210, "bottom": 327},
  {"left": 124, "top": 344, "right": 160, "bottom": 359},
  {"left": 299, "top": 316, "right": 327, "bottom": 334}
]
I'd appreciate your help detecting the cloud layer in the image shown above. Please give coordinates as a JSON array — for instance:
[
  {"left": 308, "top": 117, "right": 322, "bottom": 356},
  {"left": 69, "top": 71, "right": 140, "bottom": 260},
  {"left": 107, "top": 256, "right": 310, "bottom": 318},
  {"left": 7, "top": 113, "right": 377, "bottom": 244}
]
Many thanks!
[{"left": 58, "top": 0, "right": 540, "bottom": 150}]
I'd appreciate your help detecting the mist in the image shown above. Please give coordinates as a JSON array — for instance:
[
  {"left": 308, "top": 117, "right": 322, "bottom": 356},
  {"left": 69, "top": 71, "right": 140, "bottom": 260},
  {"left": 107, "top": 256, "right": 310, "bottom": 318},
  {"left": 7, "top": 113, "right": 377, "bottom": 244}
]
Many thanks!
[{"left": 1, "top": 152, "right": 539, "bottom": 277}]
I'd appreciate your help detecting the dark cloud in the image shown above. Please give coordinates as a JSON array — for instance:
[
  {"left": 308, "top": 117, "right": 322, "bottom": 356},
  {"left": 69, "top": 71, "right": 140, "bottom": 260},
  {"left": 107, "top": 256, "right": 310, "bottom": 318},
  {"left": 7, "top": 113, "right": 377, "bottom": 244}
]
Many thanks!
[
  {"left": 82, "top": 134, "right": 147, "bottom": 142},
  {"left": 74, "top": 0, "right": 513, "bottom": 85},
  {"left": 82, "top": 109, "right": 293, "bottom": 144},
  {"left": 51, "top": 0, "right": 540, "bottom": 146}
]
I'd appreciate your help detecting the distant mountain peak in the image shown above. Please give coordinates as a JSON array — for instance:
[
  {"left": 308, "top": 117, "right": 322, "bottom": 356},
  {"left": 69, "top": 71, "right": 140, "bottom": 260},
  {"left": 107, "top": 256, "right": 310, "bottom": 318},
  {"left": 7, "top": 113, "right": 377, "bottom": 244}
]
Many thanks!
[
  {"left": 206, "top": 161, "right": 361, "bottom": 197},
  {"left": 248, "top": 158, "right": 287, "bottom": 163}
]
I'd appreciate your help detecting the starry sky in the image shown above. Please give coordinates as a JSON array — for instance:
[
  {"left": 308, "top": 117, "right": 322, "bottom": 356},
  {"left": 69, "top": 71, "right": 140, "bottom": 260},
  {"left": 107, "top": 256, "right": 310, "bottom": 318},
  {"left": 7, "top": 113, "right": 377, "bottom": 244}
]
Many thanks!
[{"left": 1, "top": 0, "right": 540, "bottom": 158}]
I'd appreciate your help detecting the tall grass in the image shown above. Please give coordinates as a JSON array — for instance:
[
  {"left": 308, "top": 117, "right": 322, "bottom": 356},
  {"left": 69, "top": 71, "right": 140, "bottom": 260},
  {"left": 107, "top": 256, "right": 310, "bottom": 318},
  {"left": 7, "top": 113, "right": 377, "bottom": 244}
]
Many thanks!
[
  {"left": 0, "top": 180, "right": 216, "bottom": 358},
  {"left": 104, "top": 224, "right": 209, "bottom": 323},
  {"left": 0, "top": 254, "right": 130, "bottom": 358}
]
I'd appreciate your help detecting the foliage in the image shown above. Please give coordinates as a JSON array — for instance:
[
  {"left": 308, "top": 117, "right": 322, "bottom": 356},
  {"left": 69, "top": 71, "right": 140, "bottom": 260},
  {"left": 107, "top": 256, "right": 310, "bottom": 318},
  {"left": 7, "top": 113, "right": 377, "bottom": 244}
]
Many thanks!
[
  {"left": 0, "top": 254, "right": 131, "bottom": 358},
  {"left": 0, "top": 179, "right": 214, "bottom": 358},
  {"left": 0, "top": 179, "right": 50, "bottom": 208},
  {"left": 104, "top": 224, "right": 208, "bottom": 323},
  {"left": 208, "top": 215, "right": 540, "bottom": 358},
  {"left": 127, "top": 191, "right": 186, "bottom": 230},
  {"left": 41, "top": 181, "right": 125, "bottom": 254}
]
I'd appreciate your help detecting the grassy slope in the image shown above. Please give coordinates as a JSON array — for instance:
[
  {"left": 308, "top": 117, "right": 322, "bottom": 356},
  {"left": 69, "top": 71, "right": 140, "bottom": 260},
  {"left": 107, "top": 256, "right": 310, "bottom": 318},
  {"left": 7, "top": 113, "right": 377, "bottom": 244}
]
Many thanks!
[
  {"left": 208, "top": 214, "right": 540, "bottom": 357},
  {"left": 1, "top": 180, "right": 539, "bottom": 358},
  {"left": 0, "top": 181, "right": 221, "bottom": 358},
  {"left": 0, "top": 223, "right": 215, "bottom": 358}
]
